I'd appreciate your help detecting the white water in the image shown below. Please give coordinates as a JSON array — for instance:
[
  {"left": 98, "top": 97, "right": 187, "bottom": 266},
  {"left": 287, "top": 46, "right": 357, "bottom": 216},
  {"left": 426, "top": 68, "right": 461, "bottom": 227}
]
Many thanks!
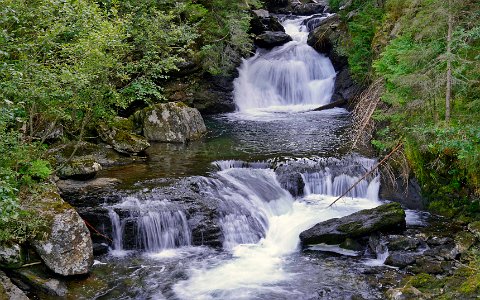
[
  {"left": 107, "top": 197, "right": 191, "bottom": 253},
  {"left": 234, "top": 15, "right": 336, "bottom": 114},
  {"left": 173, "top": 162, "right": 382, "bottom": 299}
]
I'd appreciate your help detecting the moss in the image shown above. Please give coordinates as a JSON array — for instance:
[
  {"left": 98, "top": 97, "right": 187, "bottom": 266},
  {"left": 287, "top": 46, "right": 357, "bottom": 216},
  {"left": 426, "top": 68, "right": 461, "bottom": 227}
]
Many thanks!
[{"left": 175, "top": 101, "right": 188, "bottom": 108}]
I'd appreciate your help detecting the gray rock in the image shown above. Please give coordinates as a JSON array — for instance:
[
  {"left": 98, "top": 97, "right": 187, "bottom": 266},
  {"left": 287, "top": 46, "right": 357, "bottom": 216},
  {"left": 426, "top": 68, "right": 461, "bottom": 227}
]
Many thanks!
[
  {"left": 385, "top": 252, "right": 418, "bottom": 268},
  {"left": 98, "top": 117, "right": 150, "bottom": 154},
  {"left": 56, "top": 155, "right": 102, "bottom": 180},
  {"left": 255, "top": 31, "right": 292, "bottom": 49},
  {"left": 300, "top": 203, "right": 406, "bottom": 246},
  {"left": 57, "top": 178, "right": 122, "bottom": 207},
  {"left": 252, "top": 9, "right": 269, "bottom": 18},
  {"left": 291, "top": 3, "right": 326, "bottom": 15},
  {"left": 27, "top": 186, "right": 93, "bottom": 276},
  {"left": 11, "top": 267, "right": 67, "bottom": 297},
  {"left": 134, "top": 102, "right": 207, "bottom": 143},
  {"left": 387, "top": 235, "right": 420, "bottom": 251},
  {"left": 0, "top": 243, "right": 24, "bottom": 269},
  {"left": 0, "top": 270, "right": 29, "bottom": 300},
  {"left": 277, "top": 172, "right": 305, "bottom": 197},
  {"left": 423, "top": 244, "right": 458, "bottom": 261}
]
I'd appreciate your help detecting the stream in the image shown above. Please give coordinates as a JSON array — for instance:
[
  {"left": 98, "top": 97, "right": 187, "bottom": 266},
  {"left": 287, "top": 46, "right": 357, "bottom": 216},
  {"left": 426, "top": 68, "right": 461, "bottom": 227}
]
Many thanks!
[{"left": 81, "top": 15, "right": 414, "bottom": 300}]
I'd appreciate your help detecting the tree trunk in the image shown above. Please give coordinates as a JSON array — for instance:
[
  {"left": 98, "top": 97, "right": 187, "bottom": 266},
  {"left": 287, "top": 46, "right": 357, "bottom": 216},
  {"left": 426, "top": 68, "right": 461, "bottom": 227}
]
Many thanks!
[{"left": 445, "top": 0, "right": 452, "bottom": 123}]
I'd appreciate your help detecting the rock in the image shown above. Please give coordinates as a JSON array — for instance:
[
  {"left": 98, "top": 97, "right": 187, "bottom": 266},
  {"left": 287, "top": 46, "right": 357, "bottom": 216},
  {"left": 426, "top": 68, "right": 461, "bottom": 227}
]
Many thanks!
[
  {"left": 0, "top": 270, "right": 29, "bottom": 300},
  {"left": 277, "top": 172, "right": 305, "bottom": 197},
  {"left": 386, "top": 286, "right": 423, "bottom": 300},
  {"left": 254, "top": 31, "right": 292, "bottom": 49},
  {"left": 426, "top": 236, "right": 453, "bottom": 246},
  {"left": 339, "top": 238, "right": 363, "bottom": 251},
  {"left": 385, "top": 252, "right": 417, "bottom": 268},
  {"left": 134, "top": 102, "right": 207, "bottom": 143},
  {"left": 291, "top": 3, "right": 326, "bottom": 15},
  {"left": 387, "top": 235, "right": 420, "bottom": 251},
  {"left": 307, "top": 14, "right": 347, "bottom": 70},
  {"left": 57, "top": 178, "right": 122, "bottom": 207},
  {"left": 407, "top": 257, "right": 453, "bottom": 275},
  {"left": 332, "top": 68, "right": 362, "bottom": 103},
  {"left": 56, "top": 155, "right": 102, "bottom": 180},
  {"left": 92, "top": 243, "right": 109, "bottom": 256},
  {"left": 368, "top": 234, "right": 387, "bottom": 255},
  {"left": 423, "top": 244, "right": 458, "bottom": 261},
  {"left": 264, "top": 0, "right": 290, "bottom": 12},
  {"left": 98, "top": 117, "right": 150, "bottom": 154},
  {"left": 302, "top": 14, "right": 331, "bottom": 32},
  {"left": 467, "top": 221, "right": 480, "bottom": 239},
  {"left": 379, "top": 177, "right": 426, "bottom": 210},
  {"left": 454, "top": 231, "right": 476, "bottom": 254},
  {"left": 25, "top": 185, "right": 93, "bottom": 276},
  {"left": 250, "top": 12, "right": 285, "bottom": 35},
  {"left": 300, "top": 203, "right": 406, "bottom": 246},
  {"left": 0, "top": 243, "right": 24, "bottom": 269},
  {"left": 10, "top": 266, "right": 67, "bottom": 297}
]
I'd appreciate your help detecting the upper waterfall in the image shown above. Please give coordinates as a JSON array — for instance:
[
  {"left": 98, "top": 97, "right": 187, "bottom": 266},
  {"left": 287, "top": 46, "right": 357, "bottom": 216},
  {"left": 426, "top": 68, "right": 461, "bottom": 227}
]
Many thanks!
[{"left": 233, "top": 15, "right": 336, "bottom": 114}]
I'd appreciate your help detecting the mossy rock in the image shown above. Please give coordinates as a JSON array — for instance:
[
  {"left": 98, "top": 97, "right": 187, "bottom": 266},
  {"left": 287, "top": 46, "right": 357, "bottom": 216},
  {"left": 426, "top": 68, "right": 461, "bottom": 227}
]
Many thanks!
[
  {"left": 467, "top": 221, "right": 480, "bottom": 240},
  {"left": 98, "top": 117, "right": 150, "bottom": 154},
  {"left": 0, "top": 243, "right": 25, "bottom": 269}
]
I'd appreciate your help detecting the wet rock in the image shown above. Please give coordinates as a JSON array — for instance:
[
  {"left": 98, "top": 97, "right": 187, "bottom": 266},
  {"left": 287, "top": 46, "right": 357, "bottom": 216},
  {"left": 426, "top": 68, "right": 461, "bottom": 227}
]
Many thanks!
[
  {"left": 250, "top": 10, "right": 285, "bottom": 35},
  {"left": 11, "top": 266, "right": 67, "bottom": 297},
  {"left": 333, "top": 68, "right": 362, "bottom": 103},
  {"left": 57, "top": 177, "right": 122, "bottom": 207},
  {"left": 467, "top": 221, "right": 480, "bottom": 239},
  {"left": 254, "top": 31, "right": 292, "bottom": 49},
  {"left": 133, "top": 102, "right": 207, "bottom": 143},
  {"left": 0, "top": 270, "right": 29, "bottom": 300},
  {"left": 300, "top": 203, "right": 406, "bottom": 246},
  {"left": 92, "top": 243, "right": 109, "bottom": 256},
  {"left": 368, "top": 234, "right": 387, "bottom": 255},
  {"left": 98, "top": 117, "right": 150, "bottom": 154},
  {"left": 307, "top": 14, "right": 347, "bottom": 70},
  {"left": 454, "top": 231, "right": 476, "bottom": 255},
  {"left": 277, "top": 172, "right": 305, "bottom": 197},
  {"left": 385, "top": 252, "right": 417, "bottom": 268},
  {"left": 263, "top": 0, "right": 290, "bottom": 12},
  {"left": 340, "top": 238, "right": 363, "bottom": 251},
  {"left": 25, "top": 185, "right": 93, "bottom": 276},
  {"left": 379, "top": 177, "right": 426, "bottom": 210},
  {"left": 387, "top": 235, "right": 420, "bottom": 251},
  {"left": 0, "top": 243, "right": 24, "bottom": 269},
  {"left": 302, "top": 14, "right": 330, "bottom": 31}
]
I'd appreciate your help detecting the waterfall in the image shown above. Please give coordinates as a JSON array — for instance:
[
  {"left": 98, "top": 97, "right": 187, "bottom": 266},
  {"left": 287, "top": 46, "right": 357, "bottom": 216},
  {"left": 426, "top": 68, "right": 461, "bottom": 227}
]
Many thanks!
[
  {"left": 107, "top": 197, "right": 191, "bottom": 253},
  {"left": 234, "top": 15, "right": 336, "bottom": 113}
]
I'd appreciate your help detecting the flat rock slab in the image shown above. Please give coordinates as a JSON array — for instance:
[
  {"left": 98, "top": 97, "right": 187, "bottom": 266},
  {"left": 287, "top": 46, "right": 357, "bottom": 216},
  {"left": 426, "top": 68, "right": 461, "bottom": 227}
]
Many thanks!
[{"left": 300, "top": 202, "right": 406, "bottom": 246}]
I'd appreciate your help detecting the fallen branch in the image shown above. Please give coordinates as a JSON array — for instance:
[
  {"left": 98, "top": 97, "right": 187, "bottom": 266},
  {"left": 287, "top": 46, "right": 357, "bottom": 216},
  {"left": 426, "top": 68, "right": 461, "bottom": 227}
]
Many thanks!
[
  {"left": 19, "top": 262, "right": 42, "bottom": 268},
  {"left": 312, "top": 99, "right": 347, "bottom": 111},
  {"left": 327, "top": 142, "right": 404, "bottom": 208},
  {"left": 84, "top": 219, "right": 113, "bottom": 243}
]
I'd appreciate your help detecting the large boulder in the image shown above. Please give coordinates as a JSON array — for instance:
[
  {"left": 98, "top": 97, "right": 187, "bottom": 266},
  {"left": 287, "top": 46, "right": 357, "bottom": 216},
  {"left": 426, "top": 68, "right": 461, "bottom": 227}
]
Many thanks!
[
  {"left": 307, "top": 14, "right": 347, "bottom": 70},
  {"left": 255, "top": 31, "right": 292, "bottom": 49},
  {"left": 0, "top": 271, "right": 29, "bottom": 300},
  {"left": 291, "top": 2, "right": 326, "bottom": 15},
  {"left": 133, "top": 102, "right": 207, "bottom": 143},
  {"left": 98, "top": 117, "right": 150, "bottom": 154},
  {"left": 25, "top": 184, "right": 93, "bottom": 276},
  {"left": 300, "top": 202, "right": 406, "bottom": 246}
]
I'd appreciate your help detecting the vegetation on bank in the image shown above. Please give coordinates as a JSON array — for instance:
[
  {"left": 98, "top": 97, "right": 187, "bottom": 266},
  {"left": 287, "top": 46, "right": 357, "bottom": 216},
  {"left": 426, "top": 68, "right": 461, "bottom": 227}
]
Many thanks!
[
  {"left": 332, "top": 0, "right": 479, "bottom": 218},
  {"left": 0, "top": 0, "right": 260, "bottom": 242}
]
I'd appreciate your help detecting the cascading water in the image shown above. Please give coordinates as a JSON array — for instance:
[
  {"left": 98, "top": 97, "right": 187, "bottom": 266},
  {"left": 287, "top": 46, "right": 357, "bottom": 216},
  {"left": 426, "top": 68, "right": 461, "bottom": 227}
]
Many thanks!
[
  {"left": 234, "top": 15, "right": 336, "bottom": 113},
  {"left": 107, "top": 197, "right": 191, "bottom": 253}
]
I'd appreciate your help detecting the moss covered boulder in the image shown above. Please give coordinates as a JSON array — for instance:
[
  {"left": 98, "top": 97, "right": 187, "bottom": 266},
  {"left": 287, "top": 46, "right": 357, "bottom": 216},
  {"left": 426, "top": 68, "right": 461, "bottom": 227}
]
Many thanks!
[
  {"left": 300, "top": 202, "right": 406, "bottom": 246},
  {"left": 98, "top": 117, "right": 150, "bottom": 154},
  {"left": 0, "top": 243, "right": 24, "bottom": 269},
  {"left": 134, "top": 102, "right": 207, "bottom": 143},
  {"left": 24, "top": 184, "right": 93, "bottom": 276}
]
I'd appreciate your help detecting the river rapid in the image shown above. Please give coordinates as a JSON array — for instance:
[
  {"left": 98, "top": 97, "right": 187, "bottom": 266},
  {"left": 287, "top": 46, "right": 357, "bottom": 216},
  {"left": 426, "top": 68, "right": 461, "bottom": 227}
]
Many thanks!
[{"left": 83, "top": 15, "right": 414, "bottom": 300}]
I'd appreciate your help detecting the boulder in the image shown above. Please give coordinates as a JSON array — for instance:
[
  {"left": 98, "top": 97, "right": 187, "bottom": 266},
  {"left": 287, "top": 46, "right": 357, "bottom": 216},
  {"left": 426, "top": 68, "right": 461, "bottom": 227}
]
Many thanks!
[
  {"left": 0, "top": 270, "right": 29, "bottom": 300},
  {"left": 98, "top": 117, "right": 150, "bottom": 154},
  {"left": 302, "top": 14, "right": 331, "bottom": 31},
  {"left": 55, "top": 156, "right": 102, "bottom": 180},
  {"left": 255, "top": 31, "right": 293, "bottom": 49},
  {"left": 0, "top": 243, "right": 24, "bottom": 269},
  {"left": 300, "top": 202, "right": 406, "bottom": 246},
  {"left": 12, "top": 267, "right": 67, "bottom": 297},
  {"left": 307, "top": 14, "right": 347, "bottom": 70},
  {"left": 387, "top": 235, "right": 420, "bottom": 251},
  {"left": 133, "top": 102, "right": 207, "bottom": 143},
  {"left": 25, "top": 185, "right": 93, "bottom": 276},
  {"left": 56, "top": 178, "right": 122, "bottom": 207},
  {"left": 277, "top": 172, "right": 305, "bottom": 197},
  {"left": 385, "top": 252, "right": 418, "bottom": 268},
  {"left": 250, "top": 11, "right": 285, "bottom": 35}
]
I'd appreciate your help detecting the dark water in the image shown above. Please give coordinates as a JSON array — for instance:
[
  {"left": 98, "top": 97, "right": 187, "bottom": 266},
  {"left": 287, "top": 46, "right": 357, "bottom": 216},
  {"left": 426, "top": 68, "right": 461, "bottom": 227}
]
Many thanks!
[{"left": 98, "top": 109, "right": 351, "bottom": 185}]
